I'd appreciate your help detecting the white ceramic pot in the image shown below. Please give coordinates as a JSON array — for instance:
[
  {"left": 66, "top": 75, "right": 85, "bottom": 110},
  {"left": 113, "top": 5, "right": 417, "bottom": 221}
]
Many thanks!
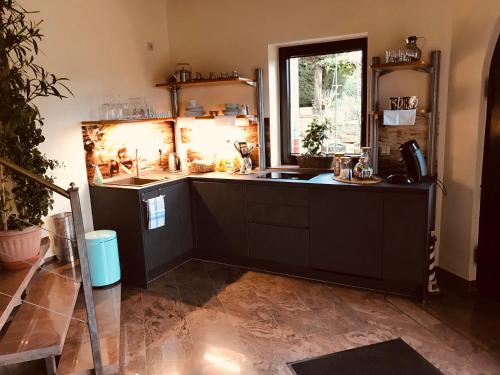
[{"left": 0, "top": 226, "right": 41, "bottom": 268}]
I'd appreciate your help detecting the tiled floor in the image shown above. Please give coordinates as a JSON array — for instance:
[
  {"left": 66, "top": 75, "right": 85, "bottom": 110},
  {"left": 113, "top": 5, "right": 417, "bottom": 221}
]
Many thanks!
[
  {"left": 2, "top": 259, "right": 500, "bottom": 374},
  {"left": 119, "top": 259, "right": 500, "bottom": 374}
]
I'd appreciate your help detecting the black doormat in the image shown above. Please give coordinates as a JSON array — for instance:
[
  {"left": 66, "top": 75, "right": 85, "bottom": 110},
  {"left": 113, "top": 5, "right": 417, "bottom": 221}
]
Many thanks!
[{"left": 288, "top": 338, "right": 442, "bottom": 375}]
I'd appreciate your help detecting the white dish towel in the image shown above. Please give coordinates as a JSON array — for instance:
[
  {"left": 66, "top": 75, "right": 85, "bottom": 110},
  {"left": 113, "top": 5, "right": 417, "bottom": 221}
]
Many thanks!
[
  {"left": 146, "top": 195, "right": 166, "bottom": 230},
  {"left": 383, "top": 109, "right": 416, "bottom": 126}
]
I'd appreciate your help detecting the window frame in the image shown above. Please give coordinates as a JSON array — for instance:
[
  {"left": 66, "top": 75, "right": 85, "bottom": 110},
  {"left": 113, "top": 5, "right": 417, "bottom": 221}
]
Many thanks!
[{"left": 279, "top": 37, "right": 368, "bottom": 165}]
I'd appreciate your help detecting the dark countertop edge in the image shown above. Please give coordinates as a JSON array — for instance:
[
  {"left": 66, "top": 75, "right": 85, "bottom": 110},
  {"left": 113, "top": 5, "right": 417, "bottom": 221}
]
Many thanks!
[{"left": 90, "top": 171, "right": 433, "bottom": 194}]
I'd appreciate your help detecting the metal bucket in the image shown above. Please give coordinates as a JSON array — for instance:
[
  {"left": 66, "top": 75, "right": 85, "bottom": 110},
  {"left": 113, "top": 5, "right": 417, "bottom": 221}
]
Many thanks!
[{"left": 51, "top": 212, "right": 78, "bottom": 263}]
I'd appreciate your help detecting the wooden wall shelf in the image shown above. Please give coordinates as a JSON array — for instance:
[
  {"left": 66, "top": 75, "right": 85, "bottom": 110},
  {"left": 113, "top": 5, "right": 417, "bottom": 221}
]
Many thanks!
[
  {"left": 81, "top": 117, "right": 175, "bottom": 126},
  {"left": 372, "top": 109, "right": 432, "bottom": 119},
  {"left": 81, "top": 115, "right": 255, "bottom": 126},
  {"left": 370, "top": 60, "right": 433, "bottom": 73},
  {"left": 156, "top": 77, "right": 256, "bottom": 88}
]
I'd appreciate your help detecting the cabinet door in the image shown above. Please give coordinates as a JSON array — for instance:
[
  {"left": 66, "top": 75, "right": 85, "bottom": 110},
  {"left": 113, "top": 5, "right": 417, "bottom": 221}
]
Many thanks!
[
  {"left": 177, "top": 182, "right": 193, "bottom": 255},
  {"left": 383, "top": 193, "right": 428, "bottom": 284},
  {"left": 142, "top": 185, "right": 182, "bottom": 279},
  {"left": 193, "top": 181, "right": 248, "bottom": 256},
  {"left": 310, "top": 189, "right": 383, "bottom": 278},
  {"left": 248, "top": 223, "right": 309, "bottom": 266}
]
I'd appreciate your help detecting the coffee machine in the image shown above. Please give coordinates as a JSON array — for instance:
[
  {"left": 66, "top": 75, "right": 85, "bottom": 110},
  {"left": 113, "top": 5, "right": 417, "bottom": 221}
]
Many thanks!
[{"left": 387, "top": 140, "right": 428, "bottom": 184}]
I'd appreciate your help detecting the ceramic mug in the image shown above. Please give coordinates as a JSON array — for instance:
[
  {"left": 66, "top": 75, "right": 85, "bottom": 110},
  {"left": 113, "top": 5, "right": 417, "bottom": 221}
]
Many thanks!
[
  {"left": 389, "top": 97, "right": 403, "bottom": 110},
  {"left": 408, "top": 96, "right": 419, "bottom": 109},
  {"left": 401, "top": 96, "right": 419, "bottom": 109}
]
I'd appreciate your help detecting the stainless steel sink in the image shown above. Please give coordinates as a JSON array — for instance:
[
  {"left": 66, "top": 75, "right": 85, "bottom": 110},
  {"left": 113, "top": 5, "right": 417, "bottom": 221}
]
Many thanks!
[{"left": 103, "top": 177, "right": 161, "bottom": 186}]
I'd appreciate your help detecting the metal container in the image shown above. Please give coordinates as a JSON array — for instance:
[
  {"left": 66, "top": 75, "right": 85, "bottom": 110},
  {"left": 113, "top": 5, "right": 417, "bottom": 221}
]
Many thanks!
[{"left": 51, "top": 212, "right": 78, "bottom": 263}]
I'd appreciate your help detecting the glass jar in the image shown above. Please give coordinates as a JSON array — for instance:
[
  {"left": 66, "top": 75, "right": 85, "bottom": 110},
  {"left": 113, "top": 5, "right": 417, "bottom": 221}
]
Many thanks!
[
  {"left": 405, "top": 36, "right": 422, "bottom": 61},
  {"left": 353, "top": 147, "right": 374, "bottom": 180},
  {"left": 340, "top": 156, "right": 352, "bottom": 180},
  {"left": 333, "top": 152, "right": 344, "bottom": 176}
]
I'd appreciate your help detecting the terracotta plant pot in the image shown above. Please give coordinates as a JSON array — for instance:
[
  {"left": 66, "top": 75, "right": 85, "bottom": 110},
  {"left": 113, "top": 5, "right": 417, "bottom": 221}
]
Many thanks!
[
  {"left": 297, "top": 154, "right": 334, "bottom": 169},
  {"left": 0, "top": 226, "right": 41, "bottom": 270}
]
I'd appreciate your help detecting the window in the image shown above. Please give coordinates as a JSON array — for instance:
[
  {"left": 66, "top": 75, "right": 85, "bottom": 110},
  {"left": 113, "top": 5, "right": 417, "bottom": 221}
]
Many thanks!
[{"left": 279, "top": 38, "right": 367, "bottom": 164}]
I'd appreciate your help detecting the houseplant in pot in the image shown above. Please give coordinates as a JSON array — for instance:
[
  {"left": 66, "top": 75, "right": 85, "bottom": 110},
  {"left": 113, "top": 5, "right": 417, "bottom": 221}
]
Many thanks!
[
  {"left": 297, "top": 117, "right": 334, "bottom": 169},
  {"left": 0, "top": 1, "right": 71, "bottom": 269}
]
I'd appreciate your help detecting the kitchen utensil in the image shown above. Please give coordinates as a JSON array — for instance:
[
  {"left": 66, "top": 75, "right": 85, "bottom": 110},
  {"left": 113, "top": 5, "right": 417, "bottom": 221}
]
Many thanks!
[
  {"left": 234, "top": 141, "right": 256, "bottom": 174},
  {"left": 209, "top": 110, "right": 219, "bottom": 116}
]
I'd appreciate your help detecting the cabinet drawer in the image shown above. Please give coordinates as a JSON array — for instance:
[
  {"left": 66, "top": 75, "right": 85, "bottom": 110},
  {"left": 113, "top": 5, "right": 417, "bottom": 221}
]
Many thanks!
[
  {"left": 247, "top": 184, "right": 308, "bottom": 206},
  {"left": 247, "top": 202, "right": 309, "bottom": 228},
  {"left": 248, "top": 223, "right": 309, "bottom": 267}
]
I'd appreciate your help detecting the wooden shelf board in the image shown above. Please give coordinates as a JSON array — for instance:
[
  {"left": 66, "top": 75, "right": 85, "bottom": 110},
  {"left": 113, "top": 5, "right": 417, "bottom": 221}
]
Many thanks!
[
  {"left": 82, "top": 115, "right": 255, "bottom": 125},
  {"left": 372, "top": 109, "right": 432, "bottom": 119},
  {"left": 81, "top": 117, "right": 176, "bottom": 126},
  {"left": 156, "top": 77, "right": 256, "bottom": 88},
  {"left": 371, "top": 60, "right": 432, "bottom": 72},
  {"left": 185, "top": 114, "right": 255, "bottom": 120},
  {"left": 0, "top": 237, "right": 50, "bottom": 331}
]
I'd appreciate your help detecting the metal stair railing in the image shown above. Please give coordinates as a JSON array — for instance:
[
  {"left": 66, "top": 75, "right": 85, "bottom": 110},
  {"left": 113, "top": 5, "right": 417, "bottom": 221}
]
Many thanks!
[{"left": 0, "top": 157, "right": 103, "bottom": 375}]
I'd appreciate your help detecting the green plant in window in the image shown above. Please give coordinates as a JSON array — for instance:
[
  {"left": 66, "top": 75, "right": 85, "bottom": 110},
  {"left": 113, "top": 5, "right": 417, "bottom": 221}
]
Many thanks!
[
  {"left": 0, "top": 1, "right": 72, "bottom": 231},
  {"left": 301, "top": 117, "right": 331, "bottom": 156}
]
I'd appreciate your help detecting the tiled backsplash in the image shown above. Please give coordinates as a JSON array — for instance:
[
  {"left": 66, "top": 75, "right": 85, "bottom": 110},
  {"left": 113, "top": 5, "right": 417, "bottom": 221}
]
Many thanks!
[
  {"left": 82, "top": 119, "right": 259, "bottom": 183},
  {"left": 82, "top": 121, "right": 175, "bottom": 182}
]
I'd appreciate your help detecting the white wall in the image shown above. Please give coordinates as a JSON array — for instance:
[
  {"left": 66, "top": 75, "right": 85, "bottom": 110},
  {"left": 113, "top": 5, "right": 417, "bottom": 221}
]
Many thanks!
[
  {"left": 19, "top": 0, "right": 172, "bottom": 231},
  {"left": 439, "top": 1, "right": 500, "bottom": 280}
]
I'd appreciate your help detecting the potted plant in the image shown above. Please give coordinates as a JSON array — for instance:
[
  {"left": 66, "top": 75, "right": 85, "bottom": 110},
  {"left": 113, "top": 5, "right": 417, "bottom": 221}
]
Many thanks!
[
  {"left": 0, "top": 1, "right": 71, "bottom": 269},
  {"left": 297, "top": 117, "right": 334, "bottom": 169}
]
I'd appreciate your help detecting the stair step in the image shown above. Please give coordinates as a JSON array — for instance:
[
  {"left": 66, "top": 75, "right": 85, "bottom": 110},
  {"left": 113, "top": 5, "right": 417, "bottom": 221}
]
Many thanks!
[
  {"left": 0, "top": 237, "right": 50, "bottom": 331},
  {"left": 57, "top": 285, "right": 121, "bottom": 375},
  {"left": 0, "top": 257, "right": 80, "bottom": 366}
]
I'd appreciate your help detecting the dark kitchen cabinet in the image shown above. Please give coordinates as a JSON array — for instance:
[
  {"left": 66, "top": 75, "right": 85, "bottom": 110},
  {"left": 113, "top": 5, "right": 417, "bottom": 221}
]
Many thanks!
[
  {"left": 192, "top": 181, "right": 247, "bottom": 256},
  {"left": 141, "top": 182, "right": 193, "bottom": 280},
  {"left": 90, "top": 180, "right": 193, "bottom": 287},
  {"left": 248, "top": 223, "right": 309, "bottom": 266},
  {"left": 309, "top": 189, "right": 384, "bottom": 279},
  {"left": 383, "top": 193, "right": 428, "bottom": 284}
]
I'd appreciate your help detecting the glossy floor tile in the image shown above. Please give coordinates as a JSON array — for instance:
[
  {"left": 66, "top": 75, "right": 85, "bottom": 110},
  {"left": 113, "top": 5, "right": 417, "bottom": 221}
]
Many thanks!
[{"left": 3, "top": 259, "right": 500, "bottom": 374}]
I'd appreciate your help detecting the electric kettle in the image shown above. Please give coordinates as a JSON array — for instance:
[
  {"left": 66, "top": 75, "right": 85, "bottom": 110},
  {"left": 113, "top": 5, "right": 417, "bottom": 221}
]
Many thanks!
[{"left": 172, "top": 63, "right": 192, "bottom": 83}]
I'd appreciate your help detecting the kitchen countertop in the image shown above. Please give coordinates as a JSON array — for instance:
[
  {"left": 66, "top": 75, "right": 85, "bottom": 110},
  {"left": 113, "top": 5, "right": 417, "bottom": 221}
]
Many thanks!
[{"left": 91, "top": 169, "right": 433, "bottom": 194}]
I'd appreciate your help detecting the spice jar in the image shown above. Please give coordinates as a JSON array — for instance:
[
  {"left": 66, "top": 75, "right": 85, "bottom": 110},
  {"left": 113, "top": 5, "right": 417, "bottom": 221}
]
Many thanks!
[
  {"left": 333, "top": 152, "right": 345, "bottom": 176},
  {"left": 340, "top": 156, "right": 352, "bottom": 180}
]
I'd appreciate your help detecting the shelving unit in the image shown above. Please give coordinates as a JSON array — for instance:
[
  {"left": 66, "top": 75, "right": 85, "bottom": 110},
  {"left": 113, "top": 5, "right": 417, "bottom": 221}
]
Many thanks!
[
  {"left": 155, "top": 68, "right": 267, "bottom": 171},
  {"left": 155, "top": 76, "right": 256, "bottom": 88},
  {"left": 81, "top": 117, "right": 175, "bottom": 126},
  {"left": 81, "top": 114, "right": 254, "bottom": 127},
  {"left": 370, "top": 51, "right": 441, "bottom": 176}
]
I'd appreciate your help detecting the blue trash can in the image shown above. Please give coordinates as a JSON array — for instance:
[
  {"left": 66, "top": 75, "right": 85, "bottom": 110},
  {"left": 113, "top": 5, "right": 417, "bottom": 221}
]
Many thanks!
[{"left": 85, "top": 230, "right": 121, "bottom": 287}]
